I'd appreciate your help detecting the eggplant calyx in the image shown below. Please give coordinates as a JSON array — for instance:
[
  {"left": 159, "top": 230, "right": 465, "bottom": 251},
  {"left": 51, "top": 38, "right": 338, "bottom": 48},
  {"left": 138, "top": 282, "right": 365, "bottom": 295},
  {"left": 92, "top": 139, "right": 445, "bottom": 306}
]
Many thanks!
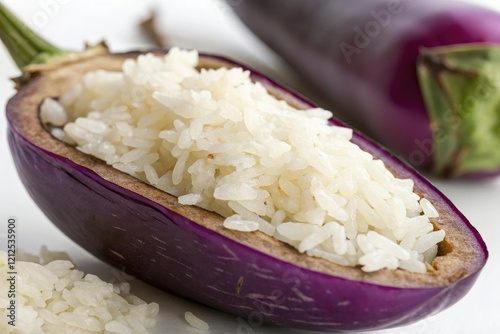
[{"left": 418, "top": 44, "right": 500, "bottom": 177}]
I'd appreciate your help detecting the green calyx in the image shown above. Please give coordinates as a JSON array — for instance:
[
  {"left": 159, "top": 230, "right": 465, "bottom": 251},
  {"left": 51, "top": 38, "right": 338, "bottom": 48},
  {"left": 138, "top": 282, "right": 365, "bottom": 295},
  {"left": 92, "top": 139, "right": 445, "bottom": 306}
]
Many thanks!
[
  {"left": 0, "top": 2, "right": 70, "bottom": 69},
  {"left": 417, "top": 44, "right": 500, "bottom": 177}
]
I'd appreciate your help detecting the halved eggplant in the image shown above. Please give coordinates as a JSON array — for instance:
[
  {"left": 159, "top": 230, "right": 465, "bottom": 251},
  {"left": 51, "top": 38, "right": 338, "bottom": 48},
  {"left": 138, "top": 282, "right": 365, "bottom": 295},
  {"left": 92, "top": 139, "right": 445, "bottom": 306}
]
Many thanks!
[{"left": 2, "top": 3, "right": 487, "bottom": 332}]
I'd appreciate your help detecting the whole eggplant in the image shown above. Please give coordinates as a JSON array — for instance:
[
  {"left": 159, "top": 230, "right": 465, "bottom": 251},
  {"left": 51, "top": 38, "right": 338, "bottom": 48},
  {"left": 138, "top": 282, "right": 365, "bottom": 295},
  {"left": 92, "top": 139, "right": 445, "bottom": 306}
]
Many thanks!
[
  {"left": 230, "top": 0, "right": 500, "bottom": 177},
  {"left": 0, "top": 2, "right": 489, "bottom": 332}
]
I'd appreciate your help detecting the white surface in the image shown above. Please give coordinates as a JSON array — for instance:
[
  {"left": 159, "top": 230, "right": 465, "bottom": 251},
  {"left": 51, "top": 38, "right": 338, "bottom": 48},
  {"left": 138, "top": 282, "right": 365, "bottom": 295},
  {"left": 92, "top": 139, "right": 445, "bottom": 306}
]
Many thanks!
[{"left": 1, "top": 1, "right": 500, "bottom": 333}]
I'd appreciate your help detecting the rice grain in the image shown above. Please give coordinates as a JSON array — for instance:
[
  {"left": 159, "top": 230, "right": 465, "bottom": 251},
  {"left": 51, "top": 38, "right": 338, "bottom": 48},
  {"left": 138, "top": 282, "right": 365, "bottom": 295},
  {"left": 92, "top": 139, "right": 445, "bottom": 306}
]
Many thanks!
[{"left": 184, "top": 311, "right": 210, "bottom": 331}]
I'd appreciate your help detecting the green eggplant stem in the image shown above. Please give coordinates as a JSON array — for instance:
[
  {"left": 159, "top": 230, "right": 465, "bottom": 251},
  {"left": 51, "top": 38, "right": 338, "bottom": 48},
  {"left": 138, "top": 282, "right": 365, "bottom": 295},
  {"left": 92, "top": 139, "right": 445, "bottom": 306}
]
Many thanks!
[
  {"left": 417, "top": 44, "right": 500, "bottom": 177},
  {"left": 0, "top": 2, "right": 69, "bottom": 68}
]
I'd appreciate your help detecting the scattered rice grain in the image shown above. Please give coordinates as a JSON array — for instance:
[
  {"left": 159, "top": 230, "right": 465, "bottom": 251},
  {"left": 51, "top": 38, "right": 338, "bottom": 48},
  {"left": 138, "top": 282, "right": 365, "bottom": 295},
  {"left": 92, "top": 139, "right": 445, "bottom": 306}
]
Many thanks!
[{"left": 184, "top": 311, "right": 210, "bottom": 331}]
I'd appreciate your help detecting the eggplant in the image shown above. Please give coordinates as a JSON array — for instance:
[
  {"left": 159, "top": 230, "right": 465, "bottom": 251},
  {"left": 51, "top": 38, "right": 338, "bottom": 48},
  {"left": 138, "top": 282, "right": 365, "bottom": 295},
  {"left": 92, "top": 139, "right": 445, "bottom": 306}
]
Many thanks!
[
  {"left": 0, "top": 3, "right": 488, "bottom": 332},
  {"left": 229, "top": 0, "right": 500, "bottom": 178}
]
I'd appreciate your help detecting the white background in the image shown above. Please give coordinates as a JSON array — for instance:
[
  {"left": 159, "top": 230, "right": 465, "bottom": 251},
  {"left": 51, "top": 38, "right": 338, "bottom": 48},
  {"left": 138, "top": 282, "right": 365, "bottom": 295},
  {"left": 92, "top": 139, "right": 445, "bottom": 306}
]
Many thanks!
[{"left": 1, "top": 1, "right": 500, "bottom": 333}]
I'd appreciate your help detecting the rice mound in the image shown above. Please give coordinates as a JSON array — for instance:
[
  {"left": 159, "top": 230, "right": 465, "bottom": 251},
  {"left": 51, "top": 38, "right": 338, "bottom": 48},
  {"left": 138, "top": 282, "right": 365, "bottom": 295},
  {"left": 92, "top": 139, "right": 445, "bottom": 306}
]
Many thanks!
[
  {"left": 0, "top": 250, "right": 158, "bottom": 333},
  {"left": 41, "top": 47, "right": 444, "bottom": 273}
]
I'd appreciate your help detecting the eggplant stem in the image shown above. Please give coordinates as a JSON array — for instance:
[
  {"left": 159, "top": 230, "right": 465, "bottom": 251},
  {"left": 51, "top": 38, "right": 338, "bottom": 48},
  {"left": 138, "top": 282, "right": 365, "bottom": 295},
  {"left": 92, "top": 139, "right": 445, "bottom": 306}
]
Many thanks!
[{"left": 0, "top": 2, "right": 69, "bottom": 69}]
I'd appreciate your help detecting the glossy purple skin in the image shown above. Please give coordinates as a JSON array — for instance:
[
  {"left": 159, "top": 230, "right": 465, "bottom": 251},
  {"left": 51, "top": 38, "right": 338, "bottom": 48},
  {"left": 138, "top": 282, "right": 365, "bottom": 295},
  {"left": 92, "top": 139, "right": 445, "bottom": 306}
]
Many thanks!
[
  {"left": 6, "top": 53, "right": 487, "bottom": 332},
  {"left": 230, "top": 0, "right": 500, "bottom": 175}
]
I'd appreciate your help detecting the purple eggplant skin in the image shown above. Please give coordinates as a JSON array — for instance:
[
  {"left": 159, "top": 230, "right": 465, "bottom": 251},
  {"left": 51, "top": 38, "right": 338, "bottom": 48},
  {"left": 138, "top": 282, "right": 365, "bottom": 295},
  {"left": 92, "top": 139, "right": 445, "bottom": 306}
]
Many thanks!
[
  {"left": 229, "top": 0, "right": 500, "bottom": 177},
  {"left": 6, "top": 50, "right": 487, "bottom": 332}
]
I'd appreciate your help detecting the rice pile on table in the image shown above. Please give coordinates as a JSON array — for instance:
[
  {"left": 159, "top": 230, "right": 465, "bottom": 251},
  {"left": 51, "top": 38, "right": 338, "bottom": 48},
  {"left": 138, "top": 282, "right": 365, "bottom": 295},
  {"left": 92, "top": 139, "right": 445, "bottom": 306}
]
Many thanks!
[
  {"left": 41, "top": 47, "right": 444, "bottom": 273},
  {"left": 0, "top": 250, "right": 158, "bottom": 333}
]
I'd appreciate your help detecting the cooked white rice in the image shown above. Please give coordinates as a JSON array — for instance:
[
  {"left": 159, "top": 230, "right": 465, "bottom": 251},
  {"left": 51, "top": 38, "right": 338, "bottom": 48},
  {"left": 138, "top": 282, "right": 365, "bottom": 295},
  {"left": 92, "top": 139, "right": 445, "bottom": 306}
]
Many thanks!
[
  {"left": 41, "top": 47, "right": 444, "bottom": 273},
  {"left": 0, "top": 249, "right": 158, "bottom": 333}
]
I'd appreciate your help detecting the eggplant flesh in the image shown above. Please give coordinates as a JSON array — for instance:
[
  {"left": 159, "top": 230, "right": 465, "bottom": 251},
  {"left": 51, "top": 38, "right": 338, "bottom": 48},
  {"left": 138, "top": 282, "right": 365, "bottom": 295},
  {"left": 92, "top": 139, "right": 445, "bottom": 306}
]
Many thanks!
[{"left": 6, "top": 51, "right": 487, "bottom": 331}]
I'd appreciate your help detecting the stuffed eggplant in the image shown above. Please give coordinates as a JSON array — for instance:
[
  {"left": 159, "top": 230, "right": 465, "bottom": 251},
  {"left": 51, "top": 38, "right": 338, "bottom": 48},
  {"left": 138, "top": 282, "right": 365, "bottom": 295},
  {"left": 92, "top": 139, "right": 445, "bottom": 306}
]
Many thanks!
[{"left": 1, "top": 2, "right": 488, "bottom": 332}]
